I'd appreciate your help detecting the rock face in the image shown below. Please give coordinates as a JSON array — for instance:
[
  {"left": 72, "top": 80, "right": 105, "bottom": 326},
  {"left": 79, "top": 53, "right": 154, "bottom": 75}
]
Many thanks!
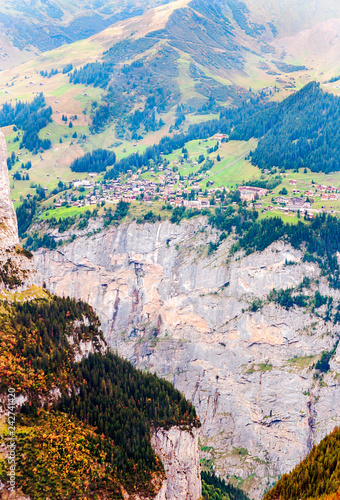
[
  {"left": 151, "top": 427, "right": 201, "bottom": 500},
  {"left": 0, "top": 131, "right": 19, "bottom": 249},
  {"left": 34, "top": 219, "right": 340, "bottom": 498},
  {"left": 121, "top": 426, "right": 201, "bottom": 500},
  {"left": 0, "top": 130, "right": 34, "bottom": 292}
]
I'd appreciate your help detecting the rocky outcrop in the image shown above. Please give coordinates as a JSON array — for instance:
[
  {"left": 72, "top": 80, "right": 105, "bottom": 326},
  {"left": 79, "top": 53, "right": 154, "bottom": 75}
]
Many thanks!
[
  {"left": 120, "top": 426, "right": 201, "bottom": 500},
  {"left": 0, "top": 131, "right": 19, "bottom": 249},
  {"left": 0, "top": 130, "right": 34, "bottom": 292},
  {"left": 151, "top": 427, "right": 201, "bottom": 500},
  {"left": 34, "top": 219, "right": 340, "bottom": 498}
]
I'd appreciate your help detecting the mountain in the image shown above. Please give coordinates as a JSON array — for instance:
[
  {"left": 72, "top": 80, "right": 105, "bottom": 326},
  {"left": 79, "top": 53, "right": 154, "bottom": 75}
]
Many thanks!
[
  {"left": 3, "top": 0, "right": 340, "bottom": 207},
  {"left": 0, "top": 0, "right": 168, "bottom": 69},
  {"left": 4, "top": 0, "right": 340, "bottom": 79},
  {"left": 263, "top": 426, "right": 340, "bottom": 500},
  {"left": 2, "top": 2, "right": 340, "bottom": 497},
  {"left": 0, "top": 110, "right": 203, "bottom": 500},
  {"left": 35, "top": 213, "right": 340, "bottom": 499}
]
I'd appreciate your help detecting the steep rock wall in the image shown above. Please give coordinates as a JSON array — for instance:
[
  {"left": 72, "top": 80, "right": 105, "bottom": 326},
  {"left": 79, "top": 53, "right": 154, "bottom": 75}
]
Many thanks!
[
  {"left": 151, "top": 427, "right": 201, "bottom": 500},
  {"left": 34, "top": 219, "right": 340, "bottom": 498},
  {"left": 2, "top": 424, "right": 200, "bottom": 500},
  {"left": 0, "top": 131, "right": 19, "bottom": 249},
  {"left": 121, "top": 427, "right": 201, "bottom": 500},
  {"left": 0, "top": 130, "right": 34, "bottom": 292}
]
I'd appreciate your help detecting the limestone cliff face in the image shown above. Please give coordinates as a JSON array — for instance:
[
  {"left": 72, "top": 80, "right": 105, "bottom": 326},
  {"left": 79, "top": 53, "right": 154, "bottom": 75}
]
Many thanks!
[
  {"left": 121, "top": 427, "right": 201, "bottom": 500},
  {"left": 2, "top": 426, "right": 200, "bottom": 500},
  {"left": 151, "top": 427, "right": 201, "bottom": 500},
  {"left": 0, "top": 130, "right": 34, "bottom": 292},
  {"left": 0, "top": 131, "right": 19, "bottom": 249},
  {"left": 34, "top": 219, "right": 340, "bottom": 498}
]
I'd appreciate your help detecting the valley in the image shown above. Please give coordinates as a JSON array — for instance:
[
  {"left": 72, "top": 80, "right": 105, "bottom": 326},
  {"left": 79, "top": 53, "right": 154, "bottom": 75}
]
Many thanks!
[
  {"left": 1, "top": 1, "right": 340, "bottom": 499},
  {"left": 3, "top": 0, "right": 340, "bottom": 209}
]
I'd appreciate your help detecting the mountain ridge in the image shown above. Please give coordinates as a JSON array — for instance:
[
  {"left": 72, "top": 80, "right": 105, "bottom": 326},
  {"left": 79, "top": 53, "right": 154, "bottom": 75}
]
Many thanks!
[{"left": 0, "top": 0, "right": 170, "bottom": 69}]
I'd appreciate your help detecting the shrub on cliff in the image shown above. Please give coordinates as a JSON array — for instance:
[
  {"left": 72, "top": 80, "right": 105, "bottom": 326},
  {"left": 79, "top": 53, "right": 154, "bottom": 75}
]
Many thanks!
[{"left": 202, "top": 471, "right": 250, "bottom": 500}]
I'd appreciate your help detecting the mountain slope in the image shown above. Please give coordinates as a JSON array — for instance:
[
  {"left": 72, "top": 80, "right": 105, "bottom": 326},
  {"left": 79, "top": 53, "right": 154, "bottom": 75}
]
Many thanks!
[
  {"left": 0, "top": 0, "right": 169, "bottom": 69},
  {"left": 242, "top": 0, "right": 340, "bottom": 36},
  {"left": 0, "top": 115, "right": 202, "bottom": 500},
  {"left": 0, "top": 0, "right": 319, "bottom": 200},
  {"left": 0, "top": 292, "right": 201, "bottom": 499},
  {"left": 264, "top": 426, "right": 340, "bottom": 500},
  {"left": 231, "top": 82, "right": 340, "bottom": 173}
]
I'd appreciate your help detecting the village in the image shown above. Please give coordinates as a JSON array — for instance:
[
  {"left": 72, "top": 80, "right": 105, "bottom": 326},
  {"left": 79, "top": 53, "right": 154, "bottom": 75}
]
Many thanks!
[
  {"left": 41, "top": 131, "right": 340, "bottom": 220},
  {"left": 239, "top": 181, "right": 340, "bottom": 218},
  {"left": 53, "top": 164, "right": 215, "bottom": 210},
  {"left": 51, "top": 160, "right": 340, "bottom": 220}
]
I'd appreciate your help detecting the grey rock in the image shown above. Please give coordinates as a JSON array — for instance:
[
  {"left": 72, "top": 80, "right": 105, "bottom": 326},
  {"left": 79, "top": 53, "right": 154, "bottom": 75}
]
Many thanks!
[
  {"left": 0, "top": 131, "right": 19, "bottom": 249},
  {"left": 151, "top": 427, "right": 201, "bottom": 500},
  {"left": 34, "top": 219, "right": 340, "bottom": 498}
]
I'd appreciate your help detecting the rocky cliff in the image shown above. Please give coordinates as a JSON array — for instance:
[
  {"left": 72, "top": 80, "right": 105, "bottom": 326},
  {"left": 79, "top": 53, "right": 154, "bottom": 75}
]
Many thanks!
[
  {"left": 2, "top": 425, "right": 200, "bottom": 500},
  {"left": 151, "top": 427, "right": 201, "bottom": 500},
  {"left": 0, "top": 131, "right": 19, "bottom": 249},
  {"left": 0, "top": 135, "right": 201, "bottom": 499},
  {"left": 0, "top": 130, "right": 34, "bottom": 292},
  {"left": 35, "top": 219, "right": 340, "bottom": 498},
  {"left": 120, "top": 427, "right": 201, "bottom": 500}
]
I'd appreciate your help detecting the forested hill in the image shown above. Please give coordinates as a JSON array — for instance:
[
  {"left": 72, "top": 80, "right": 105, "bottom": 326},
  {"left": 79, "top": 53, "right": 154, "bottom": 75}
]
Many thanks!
[
  {"left": 102, "top": 81, "right": 340, "bottom": 181},
  {"left": 232, "top": 82, "right": 340, "bottom": 173},
  {"left": 0, "top": 293, "right": 199, "bottom": 499},
  {"left": 264, "top": 426, "right": 340, "bottom": 500}
]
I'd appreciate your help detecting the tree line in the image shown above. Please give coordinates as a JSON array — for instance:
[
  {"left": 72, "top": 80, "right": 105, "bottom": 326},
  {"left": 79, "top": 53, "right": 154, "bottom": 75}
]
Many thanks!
[
  {"left": 0, "top": 93, "right": 52, "bottom": 153},
  {"left": 264, "top": 426, "right": 340, "bottom": 500},
  {"left": 231, "top": 82, "right": 340, "bottom": 173},
  {"left": 0, "top": 293, "right": 199, "bottom": 498},
  {"left": 70, "top": 148, "right": 116, "bottom": 172}
]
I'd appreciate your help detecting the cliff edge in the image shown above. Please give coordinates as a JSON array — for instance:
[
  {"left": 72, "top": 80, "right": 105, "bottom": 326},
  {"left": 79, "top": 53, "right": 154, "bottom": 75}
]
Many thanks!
[
  {"left": 0, "top": 130, "right": 34, "bottom": 292},
  {"left": 151, "top": 427, "right": 201, "bottom": 500},
  {"left": 0, "top": 131, "right": 19, "bottom": 249}
]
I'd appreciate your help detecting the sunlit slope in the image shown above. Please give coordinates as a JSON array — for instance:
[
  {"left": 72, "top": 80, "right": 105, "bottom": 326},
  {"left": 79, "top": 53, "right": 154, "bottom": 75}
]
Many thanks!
[
  {"left": 264, "top": 426, "right": 340, "bottom": 500},
  {"left": 243, "top": 0, "right": 340, "bottom": 36},
  {"left": 0, "top": 0, "right": 169, "bottom": 69},
  {"left": 241, "top": 0, "right": 340, "bottom": 82}
]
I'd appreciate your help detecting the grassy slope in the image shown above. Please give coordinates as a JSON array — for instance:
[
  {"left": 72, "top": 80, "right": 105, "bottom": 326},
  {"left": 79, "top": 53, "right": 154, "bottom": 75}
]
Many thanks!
[
  {"left": 0, "top": 0, "right": 170, "bottom": 69},
  {"left": 1, "top": 1, "right": 192, "bottom": 202}
]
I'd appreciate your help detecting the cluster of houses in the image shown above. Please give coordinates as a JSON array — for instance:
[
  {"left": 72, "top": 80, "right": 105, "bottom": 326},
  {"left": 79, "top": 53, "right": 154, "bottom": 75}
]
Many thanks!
[
  {"left": 51, "top": 162, "right": 340, "bottom": 220},
  {"left": 235, "top": 180, "right": 340, "bottom": 219},
  {"left": 238, "top": 186, "right": 268, "bottom": 201},
  {"left": 289, "top": 180, "right": 339, "bottom": 197},
  {"left": 53, "top": 167, "right": 217, "bottom": 209}
]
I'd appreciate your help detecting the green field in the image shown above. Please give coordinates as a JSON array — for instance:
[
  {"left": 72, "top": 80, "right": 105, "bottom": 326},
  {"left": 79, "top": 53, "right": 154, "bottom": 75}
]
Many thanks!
[
  {"left": 42, "top": 205, "right": 94, "bottom": 220},
  {"left": 258, "top": 210, "right": 302, "bottom": 225},
  {"left": 139, "top": 137, "right": 260, "bottom": 190}
]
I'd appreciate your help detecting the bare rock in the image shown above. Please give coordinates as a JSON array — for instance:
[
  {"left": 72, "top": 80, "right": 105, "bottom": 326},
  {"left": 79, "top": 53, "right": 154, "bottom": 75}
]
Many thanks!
[
  {"left": 151, "top": 427, "right": 201, "bottom": 500},
  {"left": 0, "top": 131, "right": 19, "bottom": 249},
  {"left": 34, "top": 219, "right": 340, "bottom": 498}
]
